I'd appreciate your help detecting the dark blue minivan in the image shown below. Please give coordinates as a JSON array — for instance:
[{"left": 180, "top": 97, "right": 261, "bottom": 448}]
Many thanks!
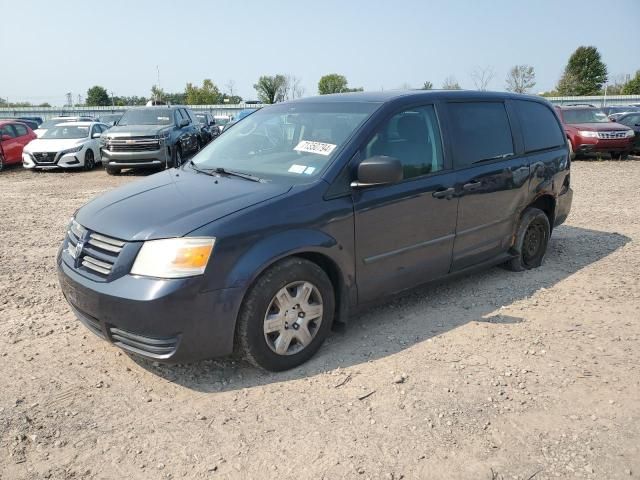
[{"left": 57, "top": 91, "right": 572, "bottom": 371}]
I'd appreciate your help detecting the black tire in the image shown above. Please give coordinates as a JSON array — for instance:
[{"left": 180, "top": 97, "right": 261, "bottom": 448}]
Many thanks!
[
  {"left": 106, "top": 165, "right": 120, "bottom": 175},
  {"left": 610, "top": 151, "right": 629, "bottom": 161},
  {"left": 505, "top": 207, "right": 551, "bottom": 272},
  {"left": 236, "top": 257, "right": 335, "bottom": 371},
  {"left": 84, "top": 149, "right": 95, "bottom": 170},
  {"left": 173, "top": 146, "right": 183, "bottom": 168}
]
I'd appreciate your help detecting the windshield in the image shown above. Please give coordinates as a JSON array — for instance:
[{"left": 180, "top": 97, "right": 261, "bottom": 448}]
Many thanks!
[
  {"left": 118, "top": 108, "right": 173, "bottom": 126},
  {"left": 192, "top": 102, "right": 379, "bottom": 183},
  {"left": 41, "top": 125, "right": 90, "bottom": 139},
  {"left": 563, "top": 109, "right": 610, "bottom": 124},
  {"left": 214, "top": 117, "right": 230, "bottom": 125},
  {"left": 40, "top": 118, "right": 77, "bottom": 129}
]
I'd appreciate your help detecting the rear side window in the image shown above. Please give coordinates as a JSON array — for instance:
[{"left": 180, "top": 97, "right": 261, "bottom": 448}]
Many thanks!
[
  {"left": 448, "top": 102, "right": 514, "bottom": 169},
  {"left": 13, "top": 123, "right": 28, "bottom": 136},
  {"left": 515, "top": 100, "right": 565, "bottom": 152}
]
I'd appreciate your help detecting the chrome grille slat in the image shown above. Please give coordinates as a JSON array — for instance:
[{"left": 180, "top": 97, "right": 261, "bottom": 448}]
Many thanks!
[
  {"left": 597, "top": 131, "right": 628, "bottom": 139},
  {"left": 65, "top": 222, "right": 126, "bottom": 279}
]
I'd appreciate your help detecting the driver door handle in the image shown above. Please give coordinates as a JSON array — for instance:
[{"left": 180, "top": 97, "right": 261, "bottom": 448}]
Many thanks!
[
  {"left": 432, "top": 187, "right": 455, "bottom": 199},
  {"left": 463, "top": 180, "right": 481, "bottom": 191}
]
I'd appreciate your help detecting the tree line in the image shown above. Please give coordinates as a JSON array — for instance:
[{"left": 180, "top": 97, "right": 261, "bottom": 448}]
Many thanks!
[{"left": 3, "top": 47, "right": 639, "bottom": 108}]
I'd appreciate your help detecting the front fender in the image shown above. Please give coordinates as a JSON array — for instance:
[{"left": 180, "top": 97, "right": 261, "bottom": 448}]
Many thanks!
[{"left": 226, "top": 228, "right": 347, "bottom": 289}]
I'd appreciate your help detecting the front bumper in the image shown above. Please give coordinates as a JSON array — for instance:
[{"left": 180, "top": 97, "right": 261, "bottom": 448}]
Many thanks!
[
  {"left": 23, "top": 151, "right": 83, "bottom": 169},
  {"left": 101, "top": 147, "right": 170, "bottom": 169},
  {"left": 57, "top": 255, "right": 243, "bottom": 363},
  {"left": 574, "top": 136, "right": 634, "bottom": 154}
]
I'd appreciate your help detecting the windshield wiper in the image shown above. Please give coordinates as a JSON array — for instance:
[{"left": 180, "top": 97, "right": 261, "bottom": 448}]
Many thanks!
[
  {"left": 472, "top": 153, "right": 513, "bottom": 164},
  {"left": 213, "top": 167, "right": 261, "bottom": 182},
  {"left": 188, "top": 161, "right": 261, "bottom": 182}
]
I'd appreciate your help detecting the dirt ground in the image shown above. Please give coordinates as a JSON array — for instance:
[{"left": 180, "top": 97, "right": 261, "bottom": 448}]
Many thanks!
[{"left": 0, "top": 159, "right": 639, "bottom": 480}]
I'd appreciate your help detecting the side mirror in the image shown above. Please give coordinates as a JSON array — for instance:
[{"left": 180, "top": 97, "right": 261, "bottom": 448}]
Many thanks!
[
  {"left": 92, "top": 132, "right": 102, "bottom": 139},
  {"left": 351, "top": 156, "right": 403, "bottom": 188},
  {"left": 1, "top": 134, "right": 12, "bottom": 142},
  {"left": 179, "top": 118, "right": 189, "bottom": 128}
]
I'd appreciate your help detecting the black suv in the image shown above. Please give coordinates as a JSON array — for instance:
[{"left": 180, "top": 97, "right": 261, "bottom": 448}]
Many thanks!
[
  {"left": 59, "top": 91, "right": 572, "bottom": 371},
  {"left": 100, "top": 106, "right": 200, "bottom": 174}
]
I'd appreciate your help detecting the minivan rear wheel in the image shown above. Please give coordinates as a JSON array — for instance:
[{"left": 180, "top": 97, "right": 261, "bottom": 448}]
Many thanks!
[
  {"left": 505, "top": 207, "right": 550, "bottom": 272},
  {"left": 236, "top": 257, "right": 335, "bottom": 371}
]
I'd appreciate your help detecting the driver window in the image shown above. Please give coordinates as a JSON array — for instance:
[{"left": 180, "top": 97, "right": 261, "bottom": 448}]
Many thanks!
[{"left": 364, "top": 105, "right": 444, "bottom": 180}]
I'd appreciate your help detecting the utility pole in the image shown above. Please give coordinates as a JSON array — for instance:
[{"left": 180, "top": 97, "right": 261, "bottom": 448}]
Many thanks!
[
  {"left": 156, "top": 65, "right": 161, "bottom": 91},
  {"left": 65, "top": 92, "right": 72, "bottom": 108},
  {"left": 110, "top": 91, "right": 115, "bottom": 106},
  {"left": 77, "top": 94, "right": 82, "bottom": 106}
]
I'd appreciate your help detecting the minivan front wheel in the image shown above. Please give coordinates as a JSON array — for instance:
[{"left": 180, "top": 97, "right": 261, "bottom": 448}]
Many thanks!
[
  {"left": 506, "top": 208, "right": 550, "bottom": 272},
  {"left": 236, "top": 257, "right": 335, "bottom": 371}
]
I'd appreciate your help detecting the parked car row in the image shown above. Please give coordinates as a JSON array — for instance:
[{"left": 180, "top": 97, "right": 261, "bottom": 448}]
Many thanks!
[{"left": 0, "top": 106, "right": 239, "bottom": 174}]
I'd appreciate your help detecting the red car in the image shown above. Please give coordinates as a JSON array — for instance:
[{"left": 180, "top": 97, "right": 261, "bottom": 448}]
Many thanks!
[
  {"left": 555, "top": 106, "right": 635, "bottom": 159},
  {"left": 0, "top": 120, "right": 37, "bottom": 171}
]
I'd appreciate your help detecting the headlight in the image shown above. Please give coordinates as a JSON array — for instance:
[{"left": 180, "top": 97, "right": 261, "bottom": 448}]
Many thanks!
[
  {"left": 625, "top": 130, "right": 635, "bottom": 138},
  {"left": 61, "top": 145, "right": 84, "bottom": 155},
  {"left": 131, "top": 237, "right": 215, "bottom": 278},
  {"left": 578, "top": 131, "right": 598, "bottom": 138}
]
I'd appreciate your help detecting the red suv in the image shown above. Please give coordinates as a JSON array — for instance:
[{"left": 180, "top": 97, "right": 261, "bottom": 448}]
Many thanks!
[
  {"left": 0, "top": 120, "right": 37, "bottom": 171},
  {"left": 555, "top": 105, "right": 635, "bottom": 159}
]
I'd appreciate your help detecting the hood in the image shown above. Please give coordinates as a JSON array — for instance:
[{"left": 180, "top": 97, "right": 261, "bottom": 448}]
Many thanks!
[
  {"left": 105, "top": 124, "right": 170, "bottom": 137},
  {"left": 75, "top": 168, "right": 292, "bottom": 241},
  {"left": 24, "top": 137, "right": 85, "bottom": 152},
  {"left": 569, "top": 122, "right": 632, "bottom": 131}
]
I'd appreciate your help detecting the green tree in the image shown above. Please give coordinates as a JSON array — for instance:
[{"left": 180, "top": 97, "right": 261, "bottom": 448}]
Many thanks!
[
  {"left": 318, "top": 74, "right": 348, "bottom": 94},
  {"left": 254, "top": 75, "right": 287, "bottom": 104},
  {"left": 421, "top": 81, "right": 433, "bottom": 90},
  {"left": 556, "top": 46, "right": 608, "bottom": 95},
  {"left": 622, "top": 71, "right": 640, "bottom": 95},
  {"left": 185, "top": 79, "right": 221, "bottom": 104},
  {"left": 505, "top": 65, "right": 536, "bottom": 93},
  {"left": 86, "top": 85, "right": 110, "bottom": 106},
  {"left": 151, "top": 85, "right": 166, "bottom": 102}
]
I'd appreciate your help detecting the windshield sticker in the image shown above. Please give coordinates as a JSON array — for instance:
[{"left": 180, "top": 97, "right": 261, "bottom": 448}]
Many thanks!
[
  {"left": 288, "top": 164, "right": 307, "bottom": 174},
  {"left": 304, "top": 167, "right": 316, "bottom": 175},
  {"left": 294, "top": 140, "right": 337, "bottom": 156}
]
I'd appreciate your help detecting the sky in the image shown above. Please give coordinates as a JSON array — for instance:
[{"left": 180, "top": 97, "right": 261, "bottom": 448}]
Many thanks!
[{"left": 1, "top": 0, "right": 639, "bottom": 106}]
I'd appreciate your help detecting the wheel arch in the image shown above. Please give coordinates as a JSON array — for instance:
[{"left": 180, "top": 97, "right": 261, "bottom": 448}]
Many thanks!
[{"left": 526, "top": 194, "right": 556, "bottom": 231}]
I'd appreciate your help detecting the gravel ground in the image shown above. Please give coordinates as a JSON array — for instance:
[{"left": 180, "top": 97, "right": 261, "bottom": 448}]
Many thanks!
[{"left": 0, "top": 160, "right": 639, "bottom": 480}]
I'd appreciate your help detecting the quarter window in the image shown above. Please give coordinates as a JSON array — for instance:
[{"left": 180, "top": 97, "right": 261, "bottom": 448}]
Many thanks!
[
  {"left": 448, "top": 102, "right": 514, "bottom": 168},
  {"left": 364, "top": 105, "right": 444, "bottom": 180},
  {"left": 514, "top": 100, "right": 565, "bottom": 152}
]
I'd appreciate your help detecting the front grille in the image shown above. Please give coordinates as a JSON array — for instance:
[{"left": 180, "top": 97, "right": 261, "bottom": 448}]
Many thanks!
[
  {"left": 109, "top": 327, "right": 179, "bottom": 358},
  {"left": 66, "top": 221, "right": 125, "bottom": 279},
  {"left": 597, "top": 131, "right": 628, "bottom": 139},
  {"left": 33, "top": 152, "right": 58, "bottom": 164},
  {"left": 105, "top": 136, "right": 160, "bottom": 152}
]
